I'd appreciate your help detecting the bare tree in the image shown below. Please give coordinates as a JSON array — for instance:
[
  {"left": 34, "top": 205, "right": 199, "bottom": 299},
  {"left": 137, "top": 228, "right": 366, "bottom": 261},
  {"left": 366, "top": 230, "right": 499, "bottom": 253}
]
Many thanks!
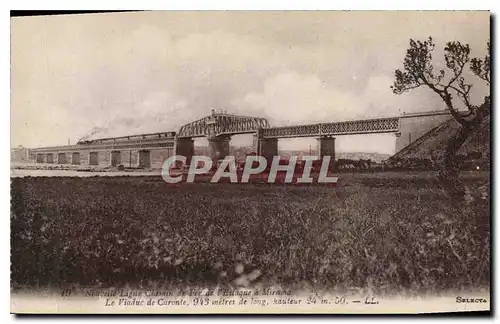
[{"left": 391, "top": 37, "right": 490, "bottom": 200}]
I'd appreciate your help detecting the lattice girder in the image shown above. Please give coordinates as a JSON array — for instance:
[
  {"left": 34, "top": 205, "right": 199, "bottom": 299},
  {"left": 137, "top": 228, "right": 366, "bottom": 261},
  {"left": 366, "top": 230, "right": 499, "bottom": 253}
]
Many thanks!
[
  {"left": 177, "top": 113, "right": 270, "bottom": 138},
  {"left": 260, "top": 117, "right": 400, "bottom": 138}
]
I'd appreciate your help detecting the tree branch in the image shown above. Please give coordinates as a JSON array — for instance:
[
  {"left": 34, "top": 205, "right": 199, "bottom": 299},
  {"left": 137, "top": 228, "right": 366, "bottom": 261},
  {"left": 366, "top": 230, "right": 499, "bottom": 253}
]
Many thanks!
[
  {"left": 448, "top": 85, "right": 472, "bottom": 109},
  {"left": 447, "top": 59, "right": 466, "bottom": 88}
]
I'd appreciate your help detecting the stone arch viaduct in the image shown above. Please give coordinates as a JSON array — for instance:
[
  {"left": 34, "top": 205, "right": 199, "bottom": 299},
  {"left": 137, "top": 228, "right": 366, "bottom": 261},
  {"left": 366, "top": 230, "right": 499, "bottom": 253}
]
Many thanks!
[{"left": 27, "top": 109, "right": 453, "bottom": 168}]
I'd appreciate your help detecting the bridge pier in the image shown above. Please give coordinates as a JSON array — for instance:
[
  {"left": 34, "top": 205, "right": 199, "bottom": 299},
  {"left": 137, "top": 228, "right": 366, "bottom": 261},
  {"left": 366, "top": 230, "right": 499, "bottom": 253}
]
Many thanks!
[
  {"left": 57, "top": 153, "right": 67, "bottom": 164},
  {"left": 89, "top": 152, "right": 99, "bottom": 165},
  {"left": 138, "top": 150, "right": 151, "bottom": 168},
  {"left": 175, "top": 138, "right": 194, "bottom": 167},
  {"left": 46, "top": 153, "right": 54, "bottom": 164},
  {"left": 258, "top": 138, "right": 278, "bottom": 166},
  {"left": 317, "top": 136, "right": 335, "bottom": 170},
  {"left": 151, "top": 148, "right": 174, "bottom": 169},
  {"left": 252, "top": 133, "right": 260, "bottom": 154},
  {"left": 72, "top": 152, "right": 80, "bottom": 165},
  {"left": 208, "top": 135, "right": 231, "bottom": 162},
  {"left": 110, "top": 150, "right": 122, "bottom": 166}
]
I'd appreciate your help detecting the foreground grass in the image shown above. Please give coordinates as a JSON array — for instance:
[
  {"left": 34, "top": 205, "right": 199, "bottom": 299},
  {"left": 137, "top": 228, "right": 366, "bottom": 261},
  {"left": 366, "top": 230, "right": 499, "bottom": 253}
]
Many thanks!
[{"left": 10, "top": 172, "right": 490, "bottom": 296}]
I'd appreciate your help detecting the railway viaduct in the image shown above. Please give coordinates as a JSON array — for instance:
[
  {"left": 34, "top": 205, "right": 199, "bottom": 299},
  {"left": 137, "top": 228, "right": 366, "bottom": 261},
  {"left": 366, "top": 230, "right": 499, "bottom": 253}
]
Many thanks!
[{"left": 27, "top": 109, "right": 453, "bottom": 169}]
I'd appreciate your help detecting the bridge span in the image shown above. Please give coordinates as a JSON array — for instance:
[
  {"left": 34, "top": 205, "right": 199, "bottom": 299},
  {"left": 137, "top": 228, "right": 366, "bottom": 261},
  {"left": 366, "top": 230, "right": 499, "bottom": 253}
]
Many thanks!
[
  {"left": 26, "top": 110, "right": 452, "bottom": 169},
  {"left": 259, "top": 117, "right": 400, "bottom": 138}
]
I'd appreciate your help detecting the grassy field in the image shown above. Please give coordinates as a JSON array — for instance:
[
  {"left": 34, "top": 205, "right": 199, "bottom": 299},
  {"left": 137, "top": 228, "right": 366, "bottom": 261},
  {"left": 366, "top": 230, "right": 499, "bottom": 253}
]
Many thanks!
[{"left": 10, "top": 171, "right": 490, "bottom": 296}]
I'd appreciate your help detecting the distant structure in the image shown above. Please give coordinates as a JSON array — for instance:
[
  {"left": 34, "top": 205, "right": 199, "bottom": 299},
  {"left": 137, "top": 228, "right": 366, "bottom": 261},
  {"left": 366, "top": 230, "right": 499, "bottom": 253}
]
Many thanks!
[{"left": 26, "top": 109, "right": 452, "bottom": 169}]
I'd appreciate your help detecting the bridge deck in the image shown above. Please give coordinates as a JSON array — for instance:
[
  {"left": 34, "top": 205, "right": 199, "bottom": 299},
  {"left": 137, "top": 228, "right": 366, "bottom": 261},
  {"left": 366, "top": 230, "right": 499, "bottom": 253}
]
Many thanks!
[{"left": 260, "top": 117, "right": 400, "bottom": 138}]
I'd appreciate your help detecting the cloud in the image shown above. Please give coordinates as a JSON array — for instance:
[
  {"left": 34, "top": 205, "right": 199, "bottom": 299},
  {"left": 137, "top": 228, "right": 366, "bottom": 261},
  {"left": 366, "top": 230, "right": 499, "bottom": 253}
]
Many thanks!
[
  {"left": 80, "top": 91, "right": 190, "bottom": 141},
  {"left": 235, "top": 72, "right": 445, "bottom": 128},
  {"left": 11, "top": 12, "right": 490, "bottom": 149},
  {"left": 236, "top": 71, "right": 358, "bottom": 125}
]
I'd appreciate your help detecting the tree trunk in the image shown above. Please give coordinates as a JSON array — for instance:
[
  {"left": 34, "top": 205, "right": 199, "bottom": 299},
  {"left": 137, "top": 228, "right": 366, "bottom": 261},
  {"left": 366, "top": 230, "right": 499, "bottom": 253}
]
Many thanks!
[
  {"left": 439, "top": 123, "right": 473, "bottom": 200},
  {"left": 439, "top": 97, "right": 489, "bottom": 202}
]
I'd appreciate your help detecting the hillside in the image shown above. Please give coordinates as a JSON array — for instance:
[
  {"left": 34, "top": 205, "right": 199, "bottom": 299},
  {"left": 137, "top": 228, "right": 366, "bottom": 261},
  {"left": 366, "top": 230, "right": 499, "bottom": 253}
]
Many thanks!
[{"left": 390, "top": 114, "right": 490, "bottom": 162}]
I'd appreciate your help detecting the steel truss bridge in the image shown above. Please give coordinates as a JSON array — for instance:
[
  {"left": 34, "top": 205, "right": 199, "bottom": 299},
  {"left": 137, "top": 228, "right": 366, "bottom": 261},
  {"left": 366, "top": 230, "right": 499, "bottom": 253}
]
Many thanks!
[
  {"left": 177, "top": 113, "right": 400, "bottom": 139},
  {"left": 28, "top": 110, "right": 451, "bottom": 164}
]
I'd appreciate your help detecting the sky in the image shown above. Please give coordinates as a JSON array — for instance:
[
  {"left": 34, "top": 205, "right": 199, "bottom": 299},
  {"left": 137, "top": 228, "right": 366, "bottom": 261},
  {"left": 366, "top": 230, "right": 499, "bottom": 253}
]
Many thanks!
[{"left": 11, "top": 11, "right": 490, "bottom": 153}]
